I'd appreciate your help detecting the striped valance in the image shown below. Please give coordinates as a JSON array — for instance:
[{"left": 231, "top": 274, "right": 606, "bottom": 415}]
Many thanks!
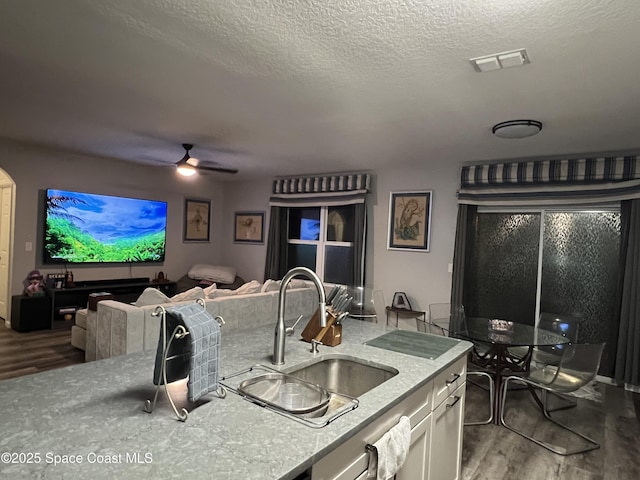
[
  {"left": 270, "top": 173, "right": 370, "bottom": 207},
  {"left": 272, "top": 173, "right": 370, "bottom": 194},
  {"left": 459, "top": 156, "right": 640, "bottom": 205},
  {"left": 462, "top": 156, "right": 638, "bottom": 187}
]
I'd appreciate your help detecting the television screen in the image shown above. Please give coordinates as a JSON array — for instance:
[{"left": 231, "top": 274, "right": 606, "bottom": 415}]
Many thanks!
[{"left": 44, "top": 189, "right": 167, "bottom": 264}]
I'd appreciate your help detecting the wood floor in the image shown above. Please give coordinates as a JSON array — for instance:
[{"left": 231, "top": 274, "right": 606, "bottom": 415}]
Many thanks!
[
  {"left": 462, "top": 378, "right": 640, "bottom": 480},
  {"left": 0, "top": 321, "right": 84, "bottom": 380}
]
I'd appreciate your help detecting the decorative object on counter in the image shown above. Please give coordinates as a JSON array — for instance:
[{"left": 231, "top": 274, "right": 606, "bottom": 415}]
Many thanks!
[
  {"left": 392, "top": 291, "right": 411, "bottom": 310},
  {"left": 488, "top": 318, "right": 514, "bottom": 332},
  {"left": 183, "top": 198, "right": 210, "bottom": 242},
  {"left": 234, "top": 211, "right": 265, "bottom": 244},
  {"left": 145, "top": 299, "right": 226, "bottom": 422},
  {"left": 387, "top": 190, "right": 432, "bottom": 252},
  {"left": 65, "top": 270, "right": 75, "bottom": 288},
  {"left": 47, "top": 272, "right": 67, "bottom": 289},
  {"left": 301, "top": 284, "right": 351, "bottom": 347},
  {"left": 24, "top": 270, "right": 45, "bottom": 296}
]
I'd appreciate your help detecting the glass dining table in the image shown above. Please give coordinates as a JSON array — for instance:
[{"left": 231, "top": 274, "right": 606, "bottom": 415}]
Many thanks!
[{"left": 452, "top": 316, "right": 570, "bottom": 424}]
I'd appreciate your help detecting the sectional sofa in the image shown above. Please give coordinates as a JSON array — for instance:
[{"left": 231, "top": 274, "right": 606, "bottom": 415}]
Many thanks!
[{"left": 76, "top": 285, "right": 319, "bottom": 362}]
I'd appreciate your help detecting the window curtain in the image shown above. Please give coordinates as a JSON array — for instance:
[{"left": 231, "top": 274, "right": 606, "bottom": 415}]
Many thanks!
[
  {"left": 449, "top": 203, "right": 476, "bottom": 334},
  {"left": 264, "top": 173, "right": 370, "bottom": 285},
  {"left": 615, "top": 199, "right": 640, "bottom": 387},
  {"left": 454, "top": 155, "right": 640, "bottom": 385},
  {"left": 263, "top": 206, "right": 287, "bottom": 281}
]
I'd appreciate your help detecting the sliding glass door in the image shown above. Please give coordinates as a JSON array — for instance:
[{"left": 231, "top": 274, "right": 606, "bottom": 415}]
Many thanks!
[{"left": 464, "top": 208, "right": 621, "bottom": 376}]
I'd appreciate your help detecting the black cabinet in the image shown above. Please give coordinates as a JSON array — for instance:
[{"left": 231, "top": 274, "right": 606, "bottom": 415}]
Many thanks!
[
  {"left": 45, "top": 277, "right": 177, "bottom": 323},
  {"left": 11, "top": 295, "right": 52, "bottom": 332}
]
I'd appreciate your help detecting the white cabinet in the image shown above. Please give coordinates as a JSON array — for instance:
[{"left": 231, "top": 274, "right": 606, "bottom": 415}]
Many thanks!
[
  {"left": 428, "top": 357, "right": 466, "bottom": 480},
  {"left": 312, "top": 380, "right": 433, "bottom": 480},
  {"left": 312, "top": 356, "right": 467, "bottom": 480},
  {"left": 396, "top": 411, "right": 431, "bottom": 480}
]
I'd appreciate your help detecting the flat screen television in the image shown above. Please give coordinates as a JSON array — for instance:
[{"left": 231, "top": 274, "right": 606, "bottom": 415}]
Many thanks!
[{"left": 43, "top": 189, "right": 167, "bottom": 264}]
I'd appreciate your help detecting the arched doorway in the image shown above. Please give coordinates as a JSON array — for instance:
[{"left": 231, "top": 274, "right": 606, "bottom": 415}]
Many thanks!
[{"left": 0, "top": 169, "right": 15, "bottom": 327}]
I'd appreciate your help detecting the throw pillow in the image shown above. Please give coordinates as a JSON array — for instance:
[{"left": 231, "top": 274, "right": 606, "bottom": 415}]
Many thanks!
[
  {"left": 188, "top": 264, "right": 237, "bottom": 284},
  {"left": 203, "top": 283, "right": 218, "bottom": 297},
  {"left": 207, "top": 289, "right": 235, "bottom": 299},
  {"left": 235, "top": 280, "right": 262, "bottom": 295},
  {"left": 134, "top": 287, "right": 171, "bottom": 306},
  {"left": 171, "top": 286, "right": 205, "bottom": 302},
  {"left": 261, "top": 279, "right": 280, "bottom": 292}
]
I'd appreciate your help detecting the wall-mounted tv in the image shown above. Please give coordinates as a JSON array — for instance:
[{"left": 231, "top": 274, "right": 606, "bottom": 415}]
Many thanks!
[{"left": 43, "top": 189, "right": 167, "bottom": 264}]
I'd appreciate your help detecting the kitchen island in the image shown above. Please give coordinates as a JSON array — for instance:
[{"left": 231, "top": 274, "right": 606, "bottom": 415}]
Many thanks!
[{"left": 0, "top": 319, "right": 471, "bottom": 479}]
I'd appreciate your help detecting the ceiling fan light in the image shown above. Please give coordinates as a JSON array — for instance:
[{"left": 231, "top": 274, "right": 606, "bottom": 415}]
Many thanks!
[
  {"left": 492, "top": 119, "right": 542, "bottom": 139},
  {"left": 176, "top": 163, "right": 197, "bottom": 176}
]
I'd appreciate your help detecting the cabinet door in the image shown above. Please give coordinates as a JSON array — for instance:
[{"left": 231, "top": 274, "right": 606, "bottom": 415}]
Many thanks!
[
  {"left": 396, "top": 412, "right": 431, "bottom": 480},
  {"left": 428, "top": 384, "right": 465, "bottom": 480}
]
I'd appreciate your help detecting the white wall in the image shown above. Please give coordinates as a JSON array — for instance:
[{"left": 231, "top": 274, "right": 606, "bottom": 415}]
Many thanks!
[{"left": 0, "top": 140, "right": 225, "bottom": 297}]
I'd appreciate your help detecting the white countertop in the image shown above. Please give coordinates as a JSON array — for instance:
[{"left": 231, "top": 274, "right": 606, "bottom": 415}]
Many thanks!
[{"left": 0, "top": 320, "right": 471, "bottom": 480}]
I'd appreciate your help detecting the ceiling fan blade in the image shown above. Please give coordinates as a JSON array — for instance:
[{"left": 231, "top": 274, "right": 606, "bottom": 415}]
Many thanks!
[{"left": 197, "top": 164, "right": 239, "bottom": 174}]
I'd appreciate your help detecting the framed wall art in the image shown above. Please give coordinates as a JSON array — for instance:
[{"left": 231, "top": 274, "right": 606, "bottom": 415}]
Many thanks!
[
  {"left": 184, "top": 198, "right": 210, "bottom": 242},
  {"left": 387, "top": 190, "right": 432, "bottom": 252},
  {"left": 234, "top": 211, "right": 265, "bottom": 244}
]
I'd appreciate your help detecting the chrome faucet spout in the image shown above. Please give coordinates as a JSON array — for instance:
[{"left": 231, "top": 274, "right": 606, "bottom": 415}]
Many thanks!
[{"left": 273, "top": 267, "right": 326, "bottom": 365}]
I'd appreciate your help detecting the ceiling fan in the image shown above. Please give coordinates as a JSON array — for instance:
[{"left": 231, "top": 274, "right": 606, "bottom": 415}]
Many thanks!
[{"left": 175, "top": 143, "right": 238, "bottom": 176}]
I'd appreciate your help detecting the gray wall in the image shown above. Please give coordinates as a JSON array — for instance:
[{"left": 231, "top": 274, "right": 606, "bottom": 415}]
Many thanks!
[
  {"left": 0, "top": 140, "right": 225, "bottom": 297},
  {"left": 1, "top": 138, "right": 462, "bottom": 324},
  {"left": 219, "top": 160, "right": 461, "bottom": 318}
]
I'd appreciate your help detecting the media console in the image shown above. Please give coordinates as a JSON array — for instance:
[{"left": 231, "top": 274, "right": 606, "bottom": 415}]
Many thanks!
[{"left": 45, "top": 277, "right": 177, "bottom": 327}]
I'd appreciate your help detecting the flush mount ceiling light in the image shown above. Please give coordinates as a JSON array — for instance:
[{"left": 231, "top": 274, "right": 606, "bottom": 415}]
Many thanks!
[{"left": 492, "top": 120, "right": 543, "bottom": 139}]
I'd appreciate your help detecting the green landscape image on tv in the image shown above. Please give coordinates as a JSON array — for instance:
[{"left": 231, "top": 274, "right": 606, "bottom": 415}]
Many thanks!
[{"left": 44, "top": 189, "right": 167, "bottom": 264}]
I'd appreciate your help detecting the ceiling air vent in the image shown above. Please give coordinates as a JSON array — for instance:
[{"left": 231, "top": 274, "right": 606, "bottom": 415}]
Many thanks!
[{"left": 470, "top": 48, "right": 530, "bottom": 72}]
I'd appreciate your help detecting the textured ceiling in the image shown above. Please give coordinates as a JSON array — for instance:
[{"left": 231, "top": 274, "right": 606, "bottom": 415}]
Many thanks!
[{"left": 1, "top": 0, "right": 639, "bottom": 180}]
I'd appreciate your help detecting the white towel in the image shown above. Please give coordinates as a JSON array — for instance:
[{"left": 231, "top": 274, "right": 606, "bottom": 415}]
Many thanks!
[{"left": 367, "top": 416, "right": 411, "bottom": 480}]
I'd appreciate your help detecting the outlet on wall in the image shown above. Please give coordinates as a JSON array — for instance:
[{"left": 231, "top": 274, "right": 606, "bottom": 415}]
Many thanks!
[{"left": 25, "top": 241, "right": 32, "bottom": 252}]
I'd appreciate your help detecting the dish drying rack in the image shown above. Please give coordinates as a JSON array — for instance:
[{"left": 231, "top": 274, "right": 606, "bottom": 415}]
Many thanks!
[{"left": 144, "top": 298, "right": 227, "bottom": 421}]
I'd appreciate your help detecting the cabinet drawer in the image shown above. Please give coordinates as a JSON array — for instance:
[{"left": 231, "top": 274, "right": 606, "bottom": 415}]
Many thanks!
[
  {"left": 432, "top": 357, "right": 466, "bottom": 409},
  {"left": 312, "top": 380, "right": 433, "bottom": 480}
]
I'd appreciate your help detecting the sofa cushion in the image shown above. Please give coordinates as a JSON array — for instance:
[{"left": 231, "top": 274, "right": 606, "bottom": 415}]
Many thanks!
[
  {"left": 170, "top": 286, "right": 205, "bottom": 302},
  {"left": 188, "top": 264, "right": 236, "bottom": 284},
  {"left": 207, "top": 280, "right": 261, "bottom": 299},
  {"left": 261, "top": 279, "right": 280, "bottom": 292},
  {"left": 134, "top": 287, "right": 171, "bottom": 306}
]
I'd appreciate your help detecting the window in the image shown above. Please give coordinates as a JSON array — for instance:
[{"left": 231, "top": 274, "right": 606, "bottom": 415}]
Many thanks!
[{"left": 286, "top": 205, "right": 356, "bottom": 285}]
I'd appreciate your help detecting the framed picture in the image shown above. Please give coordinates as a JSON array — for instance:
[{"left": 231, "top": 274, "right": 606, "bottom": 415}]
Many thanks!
[
  {"left": 184, "top": 198, "right": 210, "bottom": 242},
  {"left": 234, "top": 211, "right": 265, "bottom": 244},
  {"left": 387, "top": 190, "right": 432, "bottom": 252}
]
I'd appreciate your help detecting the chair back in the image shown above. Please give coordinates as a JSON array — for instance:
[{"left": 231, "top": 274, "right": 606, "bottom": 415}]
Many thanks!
[
  {"left": 427, "top": 302, "right": 450, "bottom": 335},
  {"left": 544, "top": 342, "right": 605, "bottom": 393},
  {"left": 537, "top": 312, "right": 580, "bottom": 358},
  {"left": 372, "top": 290, "right": 386, "bottom": 323}
]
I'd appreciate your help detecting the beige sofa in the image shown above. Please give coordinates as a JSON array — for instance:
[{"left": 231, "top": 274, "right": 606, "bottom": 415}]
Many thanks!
[{"left": 81, "top": 287, "right": 319, "bottom": 362}]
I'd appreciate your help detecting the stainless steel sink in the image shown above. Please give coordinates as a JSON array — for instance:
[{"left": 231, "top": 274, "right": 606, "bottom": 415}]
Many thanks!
[{"left": 287, "top": 356, "right": 399, "bottom": 398}]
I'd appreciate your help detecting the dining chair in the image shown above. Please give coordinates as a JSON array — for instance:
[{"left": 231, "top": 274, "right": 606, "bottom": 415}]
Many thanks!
[
  {"left": 499, "top": 342, "right": 605, "bottom": 455},
  {"left": 421, "top": 302, "right": 451, "bottom": 336},
  {"left": 445, "top": 304, "right": 495, "bottom": 425},
  {"left": 509, "top": 312, "right": 580, "bottom": 363},
  {"left": 371, "top": 289, "right": 386, "bottom": 324},
  {"left": 509, "top": 312, "right": 580, "bottom": 410}
]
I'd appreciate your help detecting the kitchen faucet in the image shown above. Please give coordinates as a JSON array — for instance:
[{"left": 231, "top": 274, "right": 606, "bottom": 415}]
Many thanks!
[{"left": 273, "top": 267, "right": 326, "bottom": 365}]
